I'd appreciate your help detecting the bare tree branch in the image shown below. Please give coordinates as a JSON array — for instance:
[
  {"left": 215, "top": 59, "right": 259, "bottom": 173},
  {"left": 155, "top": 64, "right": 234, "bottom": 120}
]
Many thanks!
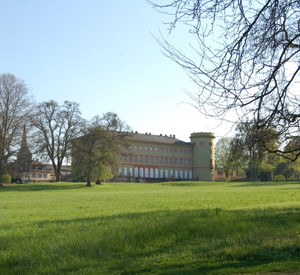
[{"left": 149, "top": 0, "right": 300, "bottom": 156}]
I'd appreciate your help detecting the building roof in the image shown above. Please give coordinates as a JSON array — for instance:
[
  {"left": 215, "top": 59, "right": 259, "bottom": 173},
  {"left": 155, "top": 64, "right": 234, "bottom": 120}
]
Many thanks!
[{"left": 124, "top": 132, "right": 192, "bottom": 146}]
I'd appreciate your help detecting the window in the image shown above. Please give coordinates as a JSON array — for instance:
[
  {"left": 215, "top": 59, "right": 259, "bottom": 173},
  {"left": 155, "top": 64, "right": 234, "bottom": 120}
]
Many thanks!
[
  {"left": 38, "top": 174, "right": 42, "bottom": 178},
  {"left": 43, "top": 174, "right": 47, "bottom": 178},
  {"left": 160, "top": 157, "right": 163, "bottom": 164},
  {"left": 150, "top": 146, "right": 153, "bottom": 151},
  {"left": 209, "top": 142, "right": 213, "bottom": 146},
  {"left": 155, "top": 147, "right": 158, "bottom": 152},
  {"left": 179, "top": 158, "right": 183, "bottom": 165},
  {"left": 150, "top": 156, "right": 153, "bottom": 163},
  {"left": 165, "top": 157, "right": 168, "bottom": 164},
  {"left": 139, "top": 155, "right": 143, "bottom": 163},
  {"left": 200, "top": 141, "right": 205, "bottom": 146},
  {"left": 32, "top": 173, "right": 36, "bottom": 178},
  {"left": 160, "top": 147, "right": 163, "bottom": 152},
  {"left": 155, "top": 156, "right": 159, "bottom": 164},
  {"left": 139, "top": 145, "right": 143, "bottom": 150},
  {"left": 174, "top": 158, "right": 178, "bottom": 165},
  {"left": 129, "top": 155, "right": 133, "bottom": 162},
  {"left": 145, "top": 156, "right": 148, "bottom": 163},
  {"left": 218, "top": 171, "right": 224, "bottom": 176},
  {"left": 134, "top": 145, "right": 138, "bottom": 150},
  {"left": 170, "top": 158, "right": 173, "bottom": 165},
  {"left": 160, "top": 169, "right": 164, "bottom": 178},
  {"left": 165, "top": 147, "right": 168, "bottom": 152},
  {"left": 184, "top": 159, "right": 187, "bottom": 166},
  {"left": 145, "top": 146, "right": 148, "bottom": 150},
  {"left": 134, "top": 155, "right": 138, "bottom": 162},
  {"left": 123, "top": 155, "right": 127, "bottom": 162},
  {"left": 140, "top": 167, "right": 144, "bottom": 177}
]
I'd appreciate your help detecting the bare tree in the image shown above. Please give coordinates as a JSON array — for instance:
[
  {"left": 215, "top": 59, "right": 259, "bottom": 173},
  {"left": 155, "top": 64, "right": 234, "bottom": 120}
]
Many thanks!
[
  {"left": 31, "top": 100, "right": 84, "bottom": 182},
  {"left": 149, "top": 0, "right": 300, "bottom": 157},
  {"left": 0, "top": 74, "right": 33, "bottom": 185}
]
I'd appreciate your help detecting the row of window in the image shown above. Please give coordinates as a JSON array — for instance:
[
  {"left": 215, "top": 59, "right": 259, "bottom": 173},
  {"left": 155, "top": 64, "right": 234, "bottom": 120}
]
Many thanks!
[
  {"left": 120, "top": 154, "right": 192, "bottom": 167},
  {"left": 193, "top": 142, "right": 213, "bottom": 147},
  {"left": 120, "top": 144, "right": 192, "bottom": 154},
  {"left": 119, "top": 166, "right": 193, "bottom": 179}
]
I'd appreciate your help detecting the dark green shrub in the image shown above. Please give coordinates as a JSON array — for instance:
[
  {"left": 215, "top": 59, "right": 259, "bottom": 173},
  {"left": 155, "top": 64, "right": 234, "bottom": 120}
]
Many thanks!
[{"left": 1, "top": 174, "right": 12, "bottom": 184}]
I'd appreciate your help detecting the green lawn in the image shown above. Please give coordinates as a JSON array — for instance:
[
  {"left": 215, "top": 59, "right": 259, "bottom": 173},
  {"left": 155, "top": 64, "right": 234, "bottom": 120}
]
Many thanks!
[{"left": 0, "top": 181, "right": 299, "bottom": 274}]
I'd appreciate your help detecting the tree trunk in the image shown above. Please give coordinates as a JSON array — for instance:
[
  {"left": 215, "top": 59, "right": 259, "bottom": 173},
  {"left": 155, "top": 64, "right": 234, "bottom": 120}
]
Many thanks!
[
  {"left": 96, "top": 179, "right": 102, "bottom": 185},
  {"left": 86, "top": 181, "right": 92, "bottom": 187},
  {"left": 55, "top": 170, "right": 61, "bottom": 182}
]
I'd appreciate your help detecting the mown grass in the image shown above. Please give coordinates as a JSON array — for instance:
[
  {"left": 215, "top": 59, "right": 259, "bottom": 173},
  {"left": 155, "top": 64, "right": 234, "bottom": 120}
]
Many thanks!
[{"left": 0, "top": 181, "right": 299, "bottom": 274}]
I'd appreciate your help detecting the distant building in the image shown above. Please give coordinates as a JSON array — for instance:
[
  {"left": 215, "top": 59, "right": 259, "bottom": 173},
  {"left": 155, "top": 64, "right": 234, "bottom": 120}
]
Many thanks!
[
  {"left": 214, "top": 168, "right": 245, "bottom": 181},
  {"left": 116, "top": 131, "right": 215, "bottom": 182},
  {"left": 13, "top": 127, "right": 71, "bottom": 182}
]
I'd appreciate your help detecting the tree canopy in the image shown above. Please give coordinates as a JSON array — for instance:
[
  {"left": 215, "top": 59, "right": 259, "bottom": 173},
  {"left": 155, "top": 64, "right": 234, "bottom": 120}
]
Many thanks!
[{"left": 72, "top": 112, "right": 131, "bottom": 186}]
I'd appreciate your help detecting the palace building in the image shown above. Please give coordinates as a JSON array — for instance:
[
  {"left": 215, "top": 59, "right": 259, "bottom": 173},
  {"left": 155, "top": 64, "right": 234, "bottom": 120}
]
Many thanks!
[{"left": 116, "top": 131, "right": 215, "bottom": 181}]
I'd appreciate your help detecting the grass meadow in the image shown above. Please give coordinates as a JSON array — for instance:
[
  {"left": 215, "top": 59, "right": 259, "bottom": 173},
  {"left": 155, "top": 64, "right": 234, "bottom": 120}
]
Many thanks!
[{"left": 0, "top": 181, "right": 300, "bottom": 274}]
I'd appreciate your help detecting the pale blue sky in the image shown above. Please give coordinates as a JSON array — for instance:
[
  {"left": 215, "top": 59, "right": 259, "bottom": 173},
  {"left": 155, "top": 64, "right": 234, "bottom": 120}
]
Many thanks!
[{"left": 0, "top": 0, "right": 229, "bottom": 141}]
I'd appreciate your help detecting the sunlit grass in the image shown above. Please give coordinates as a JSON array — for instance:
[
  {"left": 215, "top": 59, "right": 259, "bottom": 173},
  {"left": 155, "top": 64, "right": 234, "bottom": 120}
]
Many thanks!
[{"left": 0, "top": 181, "right": 300, "bottom": 274}]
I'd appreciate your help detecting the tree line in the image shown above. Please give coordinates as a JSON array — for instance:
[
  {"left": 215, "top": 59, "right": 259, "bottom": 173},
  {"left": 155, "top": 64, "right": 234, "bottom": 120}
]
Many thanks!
[
  {"left": 215, "top": 120, "right": 300, "bottom": 181},
  {"left": 0, "top": 73, "right": 130, "bottom": 186}
]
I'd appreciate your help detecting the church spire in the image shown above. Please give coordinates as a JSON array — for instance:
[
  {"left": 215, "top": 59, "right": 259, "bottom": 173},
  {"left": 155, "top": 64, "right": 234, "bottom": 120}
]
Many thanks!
[{"left": 17, "top": 125, "right": 32, "bottom": 170}]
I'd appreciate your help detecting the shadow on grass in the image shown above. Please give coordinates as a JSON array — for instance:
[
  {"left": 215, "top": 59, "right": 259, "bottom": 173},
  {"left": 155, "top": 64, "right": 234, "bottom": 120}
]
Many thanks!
[
  {"left": 2, "top": 207, "right": 299, "bottom": 274},
  {"left": 0, "top": 182, "right": 85, "bottom": 192}
]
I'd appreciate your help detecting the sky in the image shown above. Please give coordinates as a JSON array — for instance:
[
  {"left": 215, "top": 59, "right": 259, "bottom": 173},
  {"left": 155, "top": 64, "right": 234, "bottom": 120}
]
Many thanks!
[{"left": 0, "top": 0, "right": 232, "bottom": 142}]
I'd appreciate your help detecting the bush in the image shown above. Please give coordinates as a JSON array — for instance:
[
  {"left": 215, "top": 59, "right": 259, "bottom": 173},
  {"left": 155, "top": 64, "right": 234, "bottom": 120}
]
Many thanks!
[
  {"left": 288, "top": 175, "right": 298, "bottom": 181},
  {"left": 274, "top": 175, "right": 285, "bottom": 182},
  {"left": 1, "top": 174, "right": 12, "bottom": 184}
]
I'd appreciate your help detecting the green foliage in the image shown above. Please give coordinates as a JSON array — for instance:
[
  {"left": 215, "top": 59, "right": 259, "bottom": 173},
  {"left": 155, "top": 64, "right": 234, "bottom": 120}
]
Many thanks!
[
  {"left": 0, "top": 181, "right": 300, "bottom": 274},
  {"left": 1, "top": 173, "right": 11, "bottom": 183},
  {"left": 72, "top": 128, "right": 120, "bottom": 183},
  {"left": 231, "top": 120, "right": 279, "bottom": 181},
  {"left": 97, "top": 166, "right": 113, "bottom": 181},
  {"left": 215, "top": 137, "right": 232, "bottom": 169},
  {"left": 274, "top": 175, "right": 286, "bottom": 181},
  {"left": 72, "top": 112, "right": 130, "bottom": 185},
  {"left": 275, "top": 162, "right": 296, "bottom": 181}
]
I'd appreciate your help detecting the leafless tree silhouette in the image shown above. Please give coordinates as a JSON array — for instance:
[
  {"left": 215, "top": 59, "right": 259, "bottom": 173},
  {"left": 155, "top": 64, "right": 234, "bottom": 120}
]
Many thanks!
[{"left": 149, "top": 0, "right": 300, "bottom": 158}]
